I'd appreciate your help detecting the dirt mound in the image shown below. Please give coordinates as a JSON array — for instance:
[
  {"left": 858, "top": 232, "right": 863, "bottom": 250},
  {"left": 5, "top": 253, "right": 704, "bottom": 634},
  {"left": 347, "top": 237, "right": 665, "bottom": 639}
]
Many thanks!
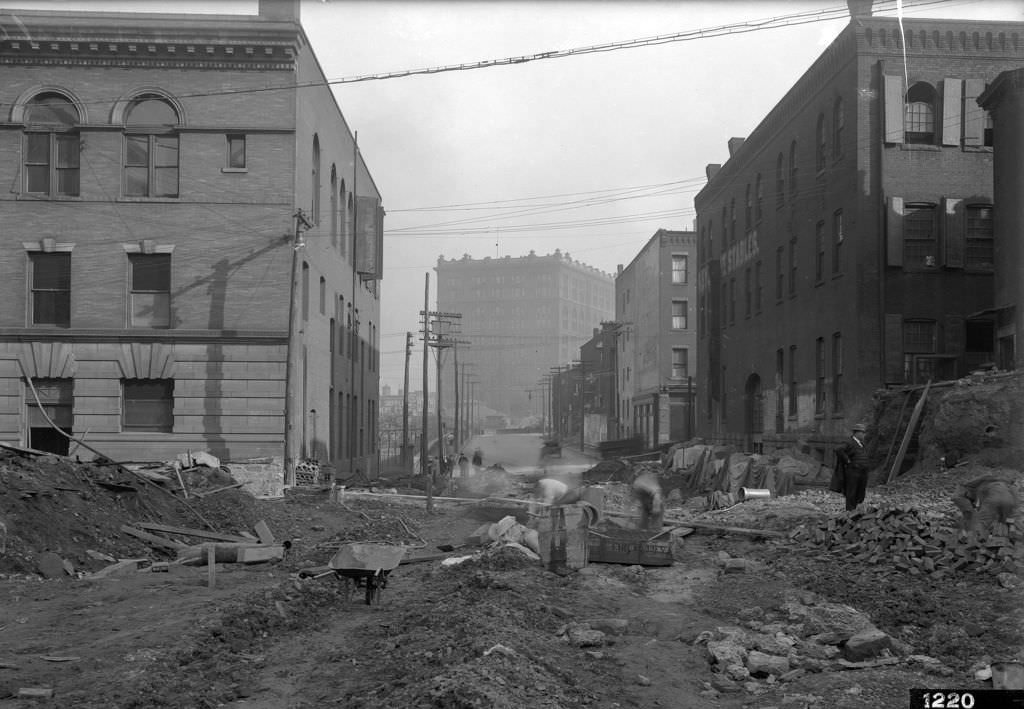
[{"left": 0, "top": 448, "right": 257, "bottom": 575}]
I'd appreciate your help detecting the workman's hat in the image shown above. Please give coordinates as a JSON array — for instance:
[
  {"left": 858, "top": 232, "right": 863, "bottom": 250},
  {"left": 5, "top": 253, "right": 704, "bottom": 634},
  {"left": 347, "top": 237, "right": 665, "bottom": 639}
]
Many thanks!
[{"left": 851, "top": 423, "right": 868, "bottom": 433}]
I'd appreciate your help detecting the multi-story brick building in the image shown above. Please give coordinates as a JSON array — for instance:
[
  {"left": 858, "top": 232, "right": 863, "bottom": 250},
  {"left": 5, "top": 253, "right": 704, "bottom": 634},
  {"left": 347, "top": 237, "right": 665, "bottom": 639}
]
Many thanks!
[
  {"left": 616, "top": 229, "right": 697, "bottom": 449},
  {"left": 435, "top": 250, "right": 614, "bottom": 423},
  {"left": 695, "top": 7, "right": 1024, "bottom": 456},
  {"left": 0, "top": 0, "right": 383, "bottom": 481}
]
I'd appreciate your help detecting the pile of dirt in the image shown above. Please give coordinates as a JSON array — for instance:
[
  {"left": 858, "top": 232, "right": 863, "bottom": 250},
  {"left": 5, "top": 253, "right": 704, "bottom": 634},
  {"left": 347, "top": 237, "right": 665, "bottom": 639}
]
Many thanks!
[{"left": 0, "top": 448, "right": 257, "bottom": 576}]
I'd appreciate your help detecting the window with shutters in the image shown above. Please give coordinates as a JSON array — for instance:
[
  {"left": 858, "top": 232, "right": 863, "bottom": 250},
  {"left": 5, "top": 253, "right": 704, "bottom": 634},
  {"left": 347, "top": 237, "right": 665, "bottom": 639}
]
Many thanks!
[
  {"left": 123, "top": 95, "right": 179, "bottom": 198},
  {"left": 24, "top": 92, "right": 80, "bottom": 197},
  {"left": 904, "top": 204, "right": 937, "bottom": 268},
  {"left": 30, "top": 252, "right": 71, "bottom": 327},
  {"left": 129, "top": 254, "right": 170, "bottom": 328},
  {"left": 905, "top": 82, "right": 937, "bottom": 144},
  {"left": 965, "top": 204, "right": 994, "bottom": 270},
  {"left": 904, "top": 320, "right": 936, "bottom": 353},
  {"left": 122, "top": 379, "right": 173, "bottom": 432}
]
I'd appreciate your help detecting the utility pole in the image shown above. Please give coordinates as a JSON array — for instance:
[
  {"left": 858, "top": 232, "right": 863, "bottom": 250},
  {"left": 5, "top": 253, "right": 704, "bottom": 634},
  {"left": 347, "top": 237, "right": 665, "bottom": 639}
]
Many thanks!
[
  {"left": 453, "top": 343, "right": 460, "bottom": 453},
  {"left": 402, "top": 331, "right": 413, "bottom": 471},
  {"left": 420, "top": 275, "right": 430, "bottom": 511},
  {"left": 425, "top": 310, "right": 465, "bottom": 488},
  {"left": 284, "top": 208, "right": 312, "bottom": 487}
]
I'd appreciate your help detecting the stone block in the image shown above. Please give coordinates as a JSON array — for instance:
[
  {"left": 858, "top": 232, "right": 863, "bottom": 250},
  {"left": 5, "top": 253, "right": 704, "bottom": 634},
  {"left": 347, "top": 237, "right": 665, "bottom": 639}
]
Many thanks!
[
  {"left": 841, "top": 628, "right": 893, "bottom": 662},
  {"left": 747, "top": 650, "right": 791, "bottom": 677}
]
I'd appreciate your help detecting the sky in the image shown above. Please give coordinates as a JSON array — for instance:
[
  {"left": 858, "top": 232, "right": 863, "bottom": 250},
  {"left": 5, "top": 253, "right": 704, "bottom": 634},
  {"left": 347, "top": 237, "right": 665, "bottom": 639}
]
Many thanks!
[{"left": 8, "top": 0, "right": 1024, "bottom": 393}]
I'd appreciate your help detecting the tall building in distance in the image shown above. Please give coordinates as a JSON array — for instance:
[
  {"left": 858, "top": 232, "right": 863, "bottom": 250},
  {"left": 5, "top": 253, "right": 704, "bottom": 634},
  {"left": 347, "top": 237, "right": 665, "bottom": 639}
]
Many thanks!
[
  {"left": 0, "top": 0, "right": 384, "bottom": 485},
  {"left": 616, "top": 229, "right": 698, "bottom": 449},
  {"left": 695, "top": 8, "right": 1024, "bottom": 457},
  {"left": 435, "top": 251, "right": 615, "bottom": 424}
]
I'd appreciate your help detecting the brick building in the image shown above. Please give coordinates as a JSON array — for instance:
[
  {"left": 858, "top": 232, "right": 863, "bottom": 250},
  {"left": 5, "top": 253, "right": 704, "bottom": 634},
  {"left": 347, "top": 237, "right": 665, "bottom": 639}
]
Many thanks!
[
  {"left": 0, "top": 0, "right": 383, "bottom": 481},
  {"left": 435, "top": 251, "right": 614, "bottom": 424},
  {"left": 695, "top": 9, "right": 1024, "bottom": 456},
  {"left": 616, "top": 229, "right": 697, "bottom": 449}
]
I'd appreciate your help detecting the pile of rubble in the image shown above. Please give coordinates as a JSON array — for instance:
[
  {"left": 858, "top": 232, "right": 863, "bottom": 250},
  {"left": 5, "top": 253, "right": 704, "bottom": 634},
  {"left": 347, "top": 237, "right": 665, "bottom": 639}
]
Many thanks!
[{"left": 788, "top": 503, "right": 1023, "bottom": 581}]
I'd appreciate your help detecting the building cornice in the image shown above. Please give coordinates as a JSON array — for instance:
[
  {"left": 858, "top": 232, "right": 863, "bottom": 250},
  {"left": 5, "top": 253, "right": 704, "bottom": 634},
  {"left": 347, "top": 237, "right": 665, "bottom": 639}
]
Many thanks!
[
  {"left": 979, "top": 68, "right": 1024, "bottom": 110},
  {"left": 0, "top": 329, "right": 288, "bottom": 345}
]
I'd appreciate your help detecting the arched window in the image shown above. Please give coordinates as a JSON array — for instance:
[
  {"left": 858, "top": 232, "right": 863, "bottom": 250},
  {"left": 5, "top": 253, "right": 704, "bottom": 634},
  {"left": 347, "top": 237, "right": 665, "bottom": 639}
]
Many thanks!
[
  {"left": 124, "top": 95, "right": 179, "bottom": 197},
  {"left": 832, "top": 97, "right": 845, "bottom": 159},
  {"left": 311, "top": 135, "right": 321, "bottom": 224},
  {"left": 905, "top": 82, "right": 936, "bottom": 144},
  {"left": 775, "top": 153, "right": 785, "bottom": 208},
  {"left": 330, "top": 165, "right": 338, "bottom": 248},
  {"left": 24, "top": 92, "right": 80, "bottom": 197},
  {"left": 744, "top": 184, "right": 752, "bottom": 232},
  {"left": 815, "top": 113, "right": 826, "bottom": 172},
  {"left": 340, "top": 179, "right": 348, "bottom": 257}
]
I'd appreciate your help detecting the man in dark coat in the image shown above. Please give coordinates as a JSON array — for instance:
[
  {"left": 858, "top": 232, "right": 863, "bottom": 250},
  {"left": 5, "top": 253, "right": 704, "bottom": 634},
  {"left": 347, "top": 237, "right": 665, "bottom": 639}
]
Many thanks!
[{"left": 836, "top": 423, "right": 870, "bottom": 511}]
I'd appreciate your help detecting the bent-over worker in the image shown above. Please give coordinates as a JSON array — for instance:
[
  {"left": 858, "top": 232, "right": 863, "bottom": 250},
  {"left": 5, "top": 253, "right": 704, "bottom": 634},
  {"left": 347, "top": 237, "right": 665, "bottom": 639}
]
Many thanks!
[
  {"left": 953, "top": 474, "right": 1018, "bottom": 534},
  {"left": 632, "top": 472, "right": 664, "bottom": 531}
]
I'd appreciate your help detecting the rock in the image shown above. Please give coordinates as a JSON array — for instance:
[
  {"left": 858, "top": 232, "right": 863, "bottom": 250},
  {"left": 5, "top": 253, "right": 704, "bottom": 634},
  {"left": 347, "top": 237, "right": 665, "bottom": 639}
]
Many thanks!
[
  {"left": 725, "top": 663, "right": 750, "bottom": 681},
  {"left": 845, "top": 686, "right": 863, "bottom": 695},
  {"left": 738, "top": 606, "right": 765, "bottom": 621},
  {"left": 699, "top": 689, "right": 720, "bottom": 699},
  {"left": 585, "top": 651, "right": 604, "bottom": 660},
  {"left": 707, "top": 640, "right": 747, "bottom": 667},
  {"left": 35, "top": 552, "right": 66, "bottom": 579},
  {"left": 710, "top": 675, "right": 741, "bottom": 693},
  {"left": 587, "top": 618, "right": 629, "bottom": 635},
  {"left": 636, "top": 674, "right": 651, "bottom": 686},
  {"left": 754, "top": 635, "right": 793, "bottom": 656},
  {"left": 744, "top": 681, "right": 761, "bottom": 693},
  {"left": 747, "top": 650, "right": 790, "bottom": 677},
  {"left": 779, "top": 668, "right": 806, "bottom": 682},
  {"left": 841, "top": 628, "right": 893, "bottom": 662},
  {"left": 566, "top": 624, "right": 606, "bottom": 648},
  {"left": 997, "top": 573, "right": 1020, "bottom": 589}
]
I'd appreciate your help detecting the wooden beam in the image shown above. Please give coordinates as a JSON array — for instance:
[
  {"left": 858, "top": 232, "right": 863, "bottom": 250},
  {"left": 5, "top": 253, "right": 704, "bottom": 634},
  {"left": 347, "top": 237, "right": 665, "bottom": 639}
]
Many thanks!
[
  {"left": 120, "top": 525, "right": 188, "bottom": 550},
  {"left": 887, "top": 380, "right": 932, "bottom": 484},
  {"left": 134, "top": 522, "right": 249, "bottom": 544}
]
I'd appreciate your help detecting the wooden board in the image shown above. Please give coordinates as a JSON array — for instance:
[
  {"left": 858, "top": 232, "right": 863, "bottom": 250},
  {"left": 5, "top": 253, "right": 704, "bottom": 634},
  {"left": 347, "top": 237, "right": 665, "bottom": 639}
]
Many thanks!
[
  {"left": 135, "top": 523, "right": 249, "bottom": 543},
  {"left": 253, "top": 520, "right": 275, "bottom": 545},
  {"left": 236, "top": 545, "right": 285, "bottom": 563},
  {"left": 120, "top": 525, "right": 188, "bottom": 550}
]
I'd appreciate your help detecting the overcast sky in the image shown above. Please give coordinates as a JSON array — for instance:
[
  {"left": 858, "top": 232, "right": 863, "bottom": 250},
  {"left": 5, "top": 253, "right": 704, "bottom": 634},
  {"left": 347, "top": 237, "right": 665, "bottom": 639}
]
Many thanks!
[{"left": 9, "top": 0, "right": 1024, "bottom": 392}]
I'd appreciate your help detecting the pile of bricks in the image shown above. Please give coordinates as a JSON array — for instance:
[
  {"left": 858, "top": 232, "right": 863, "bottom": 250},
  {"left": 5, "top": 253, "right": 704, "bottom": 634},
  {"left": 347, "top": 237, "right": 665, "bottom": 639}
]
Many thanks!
[{"left": 788, "top": 504, "right": 1023, "bottom": 578}]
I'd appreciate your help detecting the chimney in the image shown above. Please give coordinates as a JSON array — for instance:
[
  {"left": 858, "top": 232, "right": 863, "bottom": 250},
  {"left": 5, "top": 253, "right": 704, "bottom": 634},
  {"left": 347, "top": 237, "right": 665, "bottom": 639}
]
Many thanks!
[
  {"left": 727, "top": 137, "right": 746, "bottom": 157},
  {"left": 259, "top": 0, "right": 300, "bottom": 21},
  {"left": 706, "top": 164, "right": 722, "bottom": 181},
  {"left": 847, "top": 0, "right": 873, "bottom": 18}
]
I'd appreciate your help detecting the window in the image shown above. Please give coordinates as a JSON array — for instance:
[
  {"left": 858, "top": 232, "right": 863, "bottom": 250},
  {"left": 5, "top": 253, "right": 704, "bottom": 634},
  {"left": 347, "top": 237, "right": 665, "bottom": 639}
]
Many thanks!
[
  {"left": 226, "top": 134, "right": 246, "bottom": 169},
  {"left": 904, "top": 204, "right": 937, "bottom": 268},
  {"left": 789, "top": 141, "right": 798, "bottom": 198},
  {"left": 729, "top": 278, "right": 736, "bottom": 325},
  {"left": 775, "top": 348, "right": 785, "bottom": 431},
  {"left": 330, "top": 166, "right": 338, "bottom": 249},
  {"left": 30, "top": 252, "right": 70, "bottom": 327},
  {"left": 24, "top": 93, "right": 80, "bottom": 197},
  {"left": 721, "top": 283, "right": 728, "bottom": 328},
  {"left": 965, "top": 205, "right": 994, "bottom": 270},
  {"left": 775, "top": 247, "right": 784, "bottom": 301},
  {"left": 312, "top": 135, "right": 321, "bottom": 224},
  {"left": 776, "top": 153, "right": 785, "bottom": 208},
  {"left": 832, "top": 332, "right": 843, "bottom": 412},
  {"left": 302, "top": 262, "right": 310, "bottom": 321},
  {"left": 904, "top": 320, "right": 936, "bottom": 353},
  {"left": 319, "top": 276, "right": 327, "bottom": 315},
  {"left": 905, "top": 82, "right": 936, "bottom": 144},
  {"left": 744, "top": 267, "right": 751, "bottom": 318},
  {"left": 815, "top": 220, "right": 826, "bottom": 283},
  {"left": 26, "top": 378, "right": 73, "bottom": 455},
  {"left": 129, "top": 254, "right": 170, "bottom": 328},
  {"left": 721, "top": 207, "right": 728, "bottom": 247},
  {"left": 671, "top": 348, "right": 688, "bottom": 379},
  {"left": 984, "top": 111, "right": 993, "bottom": 147},
  {"left": 832, "top": 210, "right": 844, "bottom": 275},
  {"left": 671, "top": 300, "right": 688, "bottom": 330},
  {"left": 730, "top": 199, "right": 737, "bottom": 245},
  {"left": 815, "top": 113, "right": 826, "bottom": 172},
  {"left": 832, "top": 97, "right": 845, "bottom": 159},
  {"left": 788, "top": 345, "right": 797, "bottom": 417},
  {"left": 671, "top": 254, "right": 688, "bottom": 284},
  {"left": 815, "top": 337, "right": 826, "bottom": 414},
  {"left": 754, "top": 261, "right": 762, "bottom": 313},
  {"left": 745, "top": 184, "right": 752, "bottom": 231},
  {"left": 124, "top": 95, "right": 179, "bottom": 198},
  {"left": 122, "top": 379, "right": 173, "bottom": 432},
  {"left": 788, "top": 238, "right": 797, "bottom": 296}
]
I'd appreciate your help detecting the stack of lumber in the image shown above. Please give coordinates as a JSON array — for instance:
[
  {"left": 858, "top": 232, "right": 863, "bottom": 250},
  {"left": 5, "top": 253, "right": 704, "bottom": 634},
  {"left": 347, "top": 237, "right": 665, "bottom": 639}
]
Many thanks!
[{"left": 789, "top": 504, "right": 1023, "bottom": 578}]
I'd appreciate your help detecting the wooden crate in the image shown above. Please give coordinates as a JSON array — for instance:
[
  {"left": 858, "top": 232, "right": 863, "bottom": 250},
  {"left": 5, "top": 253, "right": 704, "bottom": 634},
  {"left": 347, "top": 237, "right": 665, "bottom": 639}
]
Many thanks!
[{"left": 587, "top": 528, "right": 673, "bottom": 566}]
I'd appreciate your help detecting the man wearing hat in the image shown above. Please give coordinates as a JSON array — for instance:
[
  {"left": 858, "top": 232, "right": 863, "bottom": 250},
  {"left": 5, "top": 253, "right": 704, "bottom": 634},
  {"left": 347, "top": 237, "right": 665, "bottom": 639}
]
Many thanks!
[{"left": 836, "top": 423, "right": 870, "bottom": 511}]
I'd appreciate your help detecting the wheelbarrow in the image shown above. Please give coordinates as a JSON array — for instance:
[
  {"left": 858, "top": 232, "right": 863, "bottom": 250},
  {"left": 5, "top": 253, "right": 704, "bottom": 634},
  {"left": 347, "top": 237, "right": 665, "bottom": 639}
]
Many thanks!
[{"left": 315, "top": 543, "right": 406, "bottom": 605}]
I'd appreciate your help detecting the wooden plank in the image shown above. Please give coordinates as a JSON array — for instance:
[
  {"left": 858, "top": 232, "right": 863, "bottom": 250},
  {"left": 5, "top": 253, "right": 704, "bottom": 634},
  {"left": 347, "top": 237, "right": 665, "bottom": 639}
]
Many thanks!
[
  {"left": 236, "top": 545, "right": 284, "bottom": 563},
  {"left": 192, "top": 482, "right": 246, "bottom": 498},
  {"left": 120, "top": 525, "right": 188, "bottom": 550},
  {"left": 887, "top": 380, "right": 931, "bottom": 484},
  {"left": 253, "top": 520, "right": 275, "bottom": 545},
  {"left": 135, "top": 522, "right": 249, "bottom": 544}
]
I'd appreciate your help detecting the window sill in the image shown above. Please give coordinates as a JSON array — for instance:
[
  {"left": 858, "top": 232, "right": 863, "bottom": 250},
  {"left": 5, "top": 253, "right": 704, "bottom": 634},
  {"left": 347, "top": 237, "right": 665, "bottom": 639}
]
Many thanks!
[
  {"left": 221, "top": 167, "right": 248, "bottom": 173},
  {"left": 963, "top": 145, "right": 993, "bottom": 154},
  {"left": 814, "top": 279, "right": 826, "bottom": 288},
  {"left": 831, "top": 271, "right": 844, "bottom": 280},
  {"left": 899, "top": 143, "right": 941, "bottom": 152},
  {"left": 17, "top": 194, "right": 82, "bottom": 201},
  {"left": 119, "top": 196, "right": 180, "bottom": 202}
]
